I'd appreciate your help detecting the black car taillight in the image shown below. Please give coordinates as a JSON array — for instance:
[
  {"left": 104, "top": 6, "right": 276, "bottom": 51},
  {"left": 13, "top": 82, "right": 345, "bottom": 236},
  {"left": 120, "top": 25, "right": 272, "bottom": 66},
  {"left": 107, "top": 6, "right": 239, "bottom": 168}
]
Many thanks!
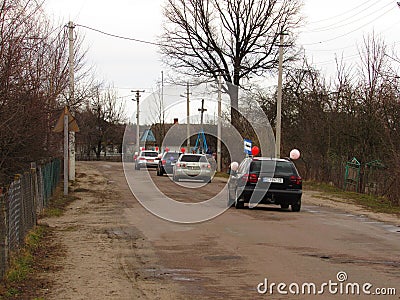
[
  {"left": 243, "top": 173, "right": 258, "bottom": 184},
  {"left": 290, "top": 175, "right": 302, "bottom": 185}
]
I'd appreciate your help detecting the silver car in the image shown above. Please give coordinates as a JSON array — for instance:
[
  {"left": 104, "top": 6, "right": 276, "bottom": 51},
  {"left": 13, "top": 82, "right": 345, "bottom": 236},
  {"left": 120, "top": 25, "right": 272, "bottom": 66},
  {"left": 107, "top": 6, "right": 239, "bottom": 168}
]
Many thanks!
[
  {"left": 135, "top": 150, "right": 159, "bottom": 170},
  {"left": 173, "top": 153, "right": 214, "bottom": 183}
]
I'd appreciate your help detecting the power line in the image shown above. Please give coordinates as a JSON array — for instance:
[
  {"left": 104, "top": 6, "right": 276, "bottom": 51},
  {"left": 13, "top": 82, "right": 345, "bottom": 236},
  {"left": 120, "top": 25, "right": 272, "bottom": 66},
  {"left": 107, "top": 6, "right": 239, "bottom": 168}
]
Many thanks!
[
  {"left": 75, "top": 24, "right": 161, "bottom": 46},
  {"left": 303, "top": 6, "right": 395, "bottom": 46},
  {"left": 306, "top": 1, "right": 393, "bottom": 33},
  {"left": 299, "top": 18, "right": 400, "bottom": 55},
  {"left": 307, "top": 0, "right": 376, "bottom": 25}
]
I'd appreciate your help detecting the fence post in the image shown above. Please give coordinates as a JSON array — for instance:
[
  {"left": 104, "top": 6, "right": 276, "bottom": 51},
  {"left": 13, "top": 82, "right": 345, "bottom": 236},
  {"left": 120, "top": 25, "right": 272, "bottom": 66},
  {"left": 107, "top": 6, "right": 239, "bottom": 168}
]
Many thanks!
[
  {"left": 0, "top": 189, "right": 7, "bottom": 278},
  {"left": 31, "top": 162, "right": 39, "bottom": 223}
]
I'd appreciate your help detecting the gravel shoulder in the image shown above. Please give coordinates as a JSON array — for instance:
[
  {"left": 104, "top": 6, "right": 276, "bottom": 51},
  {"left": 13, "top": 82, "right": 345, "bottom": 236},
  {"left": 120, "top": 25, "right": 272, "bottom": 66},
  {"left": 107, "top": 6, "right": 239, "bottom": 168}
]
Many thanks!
[
  {"left": 302, "top": 190, "right": 400, "bottom": 226},
  {"left": 38, "top": 162, "right": 183, "bottom": 300}
]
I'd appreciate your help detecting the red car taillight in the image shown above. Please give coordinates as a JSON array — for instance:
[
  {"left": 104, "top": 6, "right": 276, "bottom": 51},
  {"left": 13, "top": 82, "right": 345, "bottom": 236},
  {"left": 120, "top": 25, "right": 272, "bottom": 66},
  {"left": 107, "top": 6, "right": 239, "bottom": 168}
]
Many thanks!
[
  {"left": 201, "top": 164, "right": 211, "bottom": 169},
  {"left": 243, "top": 173, "right": 258, "bottom": 184},
  {"left": 139, "top": 157, "right": 146, "bottom": 160},
  {"left": 290, "top": 175, "right": 302, "bottom": 185}
]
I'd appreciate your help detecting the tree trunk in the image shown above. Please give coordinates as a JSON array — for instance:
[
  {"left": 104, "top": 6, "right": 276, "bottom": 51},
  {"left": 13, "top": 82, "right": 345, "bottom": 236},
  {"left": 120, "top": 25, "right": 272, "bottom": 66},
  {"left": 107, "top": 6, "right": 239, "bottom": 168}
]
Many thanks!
[{"left": 227, "top": 81, "right": 240, "bottom": 130}]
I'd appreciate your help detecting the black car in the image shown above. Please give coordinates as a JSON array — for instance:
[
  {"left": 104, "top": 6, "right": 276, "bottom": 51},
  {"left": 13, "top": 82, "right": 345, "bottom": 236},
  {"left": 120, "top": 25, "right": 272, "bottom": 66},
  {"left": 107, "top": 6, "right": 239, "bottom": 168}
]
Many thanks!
[
  {"left": 156, "top": 151, "right": 182, "bottom": 176},
  {"left": 228, "top": 157, "right": 302, "bottom": 211}
]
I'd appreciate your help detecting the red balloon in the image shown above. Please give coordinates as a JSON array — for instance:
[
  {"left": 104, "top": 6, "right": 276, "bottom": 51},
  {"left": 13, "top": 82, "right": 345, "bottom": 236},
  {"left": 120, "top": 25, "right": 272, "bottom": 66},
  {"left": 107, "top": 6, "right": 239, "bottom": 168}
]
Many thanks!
[
  {"left": 155, "top": 146, "right": 159, "bottom": 152},
  {"left": 180, "top": 147, "right": 186, "bottom": 153},
  {"left": 251, "top": 146, "right": 260, "bottom": 156},
  {"left": 165, "top": 147, "right": 169, "bottom": 152}
]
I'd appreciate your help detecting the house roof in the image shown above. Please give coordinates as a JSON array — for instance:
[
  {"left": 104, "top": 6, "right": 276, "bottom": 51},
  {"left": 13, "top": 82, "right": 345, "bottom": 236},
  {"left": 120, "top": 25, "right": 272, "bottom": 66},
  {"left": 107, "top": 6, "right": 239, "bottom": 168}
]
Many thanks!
[
  {"left": 155, "top": 123, "right": 217, "bottom": 147},
  {"left": 140, "top": 129, "right": 156, "bottom": 142}
]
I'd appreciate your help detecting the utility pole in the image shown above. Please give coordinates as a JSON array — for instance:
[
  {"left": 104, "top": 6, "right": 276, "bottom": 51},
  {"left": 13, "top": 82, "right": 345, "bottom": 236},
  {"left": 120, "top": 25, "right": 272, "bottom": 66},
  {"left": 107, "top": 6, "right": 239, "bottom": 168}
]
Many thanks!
[
  {"left": 132, "top": 90, "right": 145, "bottom": 153},
  {"left": 276, "top": 32, "right": 284, "bottom": 158},
  {"left": 161, "top": 71, "right": 165, "bottom": 139},
  {"left": 68, "top": 21, "right": 76, "bottom": 181},
  {"left": 198, "top": 99, "right": 207, "bottom": 126},
  {"left": 186, "top": 82, "right": 191, "bottom": 149},
  {"left": 217, "top": 73, "right": 222, "bottom": 172}
]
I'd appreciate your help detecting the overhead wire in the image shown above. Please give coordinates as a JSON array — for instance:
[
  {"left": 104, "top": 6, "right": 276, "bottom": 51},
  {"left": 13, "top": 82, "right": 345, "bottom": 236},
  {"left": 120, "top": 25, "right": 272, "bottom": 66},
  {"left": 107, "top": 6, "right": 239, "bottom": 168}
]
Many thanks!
[
  {"left": 302, "top": 5, "right": 396, "bottom": 46},
  {"left": 75, "top": 23, "right": 161, "bottom": 46},
  {"left": 306, "top": 0, "right": 376, "bottom": 25},
  {"left": 306, "top": 1, "right": 393, "bottom": 33}
]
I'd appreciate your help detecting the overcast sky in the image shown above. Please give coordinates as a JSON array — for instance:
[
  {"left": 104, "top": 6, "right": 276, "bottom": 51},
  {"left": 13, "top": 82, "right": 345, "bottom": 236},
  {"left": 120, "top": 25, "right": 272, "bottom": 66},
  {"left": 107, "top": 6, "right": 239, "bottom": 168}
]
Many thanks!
[{"left": 44, "top": 0, "right": 400, "bottom": 121}]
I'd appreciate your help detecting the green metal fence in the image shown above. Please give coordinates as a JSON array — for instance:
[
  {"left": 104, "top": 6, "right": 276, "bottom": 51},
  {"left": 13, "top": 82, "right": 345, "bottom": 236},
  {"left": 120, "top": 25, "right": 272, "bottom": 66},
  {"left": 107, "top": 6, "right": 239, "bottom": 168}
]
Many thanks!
[{"left": 0, "top": 158, "right": 61, "bottom": 278}]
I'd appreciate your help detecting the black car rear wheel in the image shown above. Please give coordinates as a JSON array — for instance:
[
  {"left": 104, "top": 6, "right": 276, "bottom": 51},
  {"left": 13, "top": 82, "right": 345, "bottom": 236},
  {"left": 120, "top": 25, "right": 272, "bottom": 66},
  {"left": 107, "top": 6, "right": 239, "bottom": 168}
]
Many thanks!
[
  {"left": 204, "top": 177, "right": 211, "bottom": 184},
  {"left": 156, "top": 167, "right": 163, "bottom": 176},
  {"left": 280, "top": 203, "right": 289, "bottom": 209},
  {"left": 291, "top": 199, "right": 301, "bottom": 212},
  {"left": 235, "top": 196, "right": 245, "bottom": 209}
]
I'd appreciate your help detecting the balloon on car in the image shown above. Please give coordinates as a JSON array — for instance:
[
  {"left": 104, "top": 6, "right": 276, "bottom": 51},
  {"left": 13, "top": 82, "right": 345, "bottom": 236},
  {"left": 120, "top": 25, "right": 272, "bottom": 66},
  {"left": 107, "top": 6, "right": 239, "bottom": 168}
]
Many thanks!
[
  {"left": 290, "top": 149, "right": 300, "bottom": 160},
  {"left": 181, "top": 147, "right": 186, "bottom": 153},
  {"left": 251, "top": 146, "right": 260, "bottom": 156},
  {"left": 165, "top": 147, "right": 169, "bottom": 152}
]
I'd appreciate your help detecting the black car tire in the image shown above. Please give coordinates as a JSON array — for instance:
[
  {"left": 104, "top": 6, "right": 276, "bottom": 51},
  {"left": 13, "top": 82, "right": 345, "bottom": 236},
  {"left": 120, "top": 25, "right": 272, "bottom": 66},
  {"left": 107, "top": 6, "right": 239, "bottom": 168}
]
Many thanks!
[
  {"left": 280, "top": 203, "right": 289, "bottom": 209},
  {"left": 173, "top": 175, "right": 179, "bottom": 182},
  {"left": 235, "top": 197, "right": 244, "bottom": 209},
  {"left": 291, "top": 199, "right": 301, "bottom": 212},
  {"left": 156, "top": 167, "right": 162, "bottom": 176},
  {"left": 204, "top": 177, "right": 211, "bottom": 184},
  {"left": 135, "top": 164, "right": 140, "bottom": 170}
]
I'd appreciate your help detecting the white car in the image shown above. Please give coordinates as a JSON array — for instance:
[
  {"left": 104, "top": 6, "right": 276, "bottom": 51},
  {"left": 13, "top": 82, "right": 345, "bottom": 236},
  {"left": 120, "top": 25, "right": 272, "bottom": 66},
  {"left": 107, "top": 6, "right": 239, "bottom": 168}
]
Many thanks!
[
  {"left": 135, "top": 150, "right": 159, "bottom": 170},
  {"left": 173, "top": 153, "right": 214, "bottom": 183}
]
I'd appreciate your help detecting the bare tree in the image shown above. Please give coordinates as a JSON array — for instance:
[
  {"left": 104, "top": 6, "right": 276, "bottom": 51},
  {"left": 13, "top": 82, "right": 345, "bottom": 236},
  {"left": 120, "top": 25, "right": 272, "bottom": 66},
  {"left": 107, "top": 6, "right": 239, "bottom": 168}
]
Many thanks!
[
  {"left": 76, "top": 84, "right": 126, "bottom": 160},
  {"left": 0, "top": 0, "right": 74, "bottom": 182},
  {"left": 160, "top": 0, "right": 303, "bottom": 127}
]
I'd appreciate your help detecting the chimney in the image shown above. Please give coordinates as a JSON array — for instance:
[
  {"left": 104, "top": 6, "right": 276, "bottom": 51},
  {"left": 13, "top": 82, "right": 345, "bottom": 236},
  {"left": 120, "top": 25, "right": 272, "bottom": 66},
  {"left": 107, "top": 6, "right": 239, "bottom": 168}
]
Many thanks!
[{"left": 173, "top": 118, "right": 179, "bottom": 124}]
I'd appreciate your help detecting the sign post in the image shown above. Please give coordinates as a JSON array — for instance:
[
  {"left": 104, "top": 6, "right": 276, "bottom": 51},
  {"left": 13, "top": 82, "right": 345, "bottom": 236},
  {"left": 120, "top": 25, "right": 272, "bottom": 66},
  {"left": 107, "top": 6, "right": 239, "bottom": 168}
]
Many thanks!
[
  {"left": 244, "top": 139, "right": 252, "bottom": 156},
  {"left": 63, "top": 115, "right": 69, "bottom": 195},
  {"left": 54, "top": 106, "right": 80, "bottom": 195}
]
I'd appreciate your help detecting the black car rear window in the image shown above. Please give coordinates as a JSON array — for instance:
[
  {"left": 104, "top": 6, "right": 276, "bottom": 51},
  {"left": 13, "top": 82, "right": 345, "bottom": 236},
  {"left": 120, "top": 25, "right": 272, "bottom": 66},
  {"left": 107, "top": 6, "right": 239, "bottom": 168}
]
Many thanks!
[
  {"left": 180, "top": 155, "right": 207, "bottom": 162},
  {"left": 250, "top": 160, "right": 295, "bottom": 175},
  {"left": 164, "top": 152, "right": 180, "bottom": 160},
  {"left": 142, "top": 151, "right": 158, "bottom": 157}
]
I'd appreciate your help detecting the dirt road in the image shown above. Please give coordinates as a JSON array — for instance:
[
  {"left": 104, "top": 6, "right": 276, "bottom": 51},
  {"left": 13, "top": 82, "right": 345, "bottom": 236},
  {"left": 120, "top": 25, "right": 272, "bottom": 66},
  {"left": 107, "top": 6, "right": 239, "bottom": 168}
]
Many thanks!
[{"left": 40, "top": 161, "right": 400, "bottom": 299}]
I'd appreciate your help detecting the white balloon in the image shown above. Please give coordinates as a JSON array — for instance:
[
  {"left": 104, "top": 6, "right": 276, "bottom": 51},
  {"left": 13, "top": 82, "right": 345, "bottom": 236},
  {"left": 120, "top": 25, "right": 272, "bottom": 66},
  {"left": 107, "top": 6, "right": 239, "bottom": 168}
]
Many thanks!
[
  {"left": 231, "top": 162, "right": 239, "bottom": 171},
  {"left": 290, "top": 149, "right": 300, "bottom": 160}
]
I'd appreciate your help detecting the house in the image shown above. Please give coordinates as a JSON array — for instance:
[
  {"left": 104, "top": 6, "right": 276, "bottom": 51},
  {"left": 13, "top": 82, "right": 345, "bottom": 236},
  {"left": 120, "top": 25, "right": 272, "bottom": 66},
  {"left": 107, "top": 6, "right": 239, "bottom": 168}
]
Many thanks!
[{"left": 150, "top": 122, "right": 218, "bottom": 154}]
